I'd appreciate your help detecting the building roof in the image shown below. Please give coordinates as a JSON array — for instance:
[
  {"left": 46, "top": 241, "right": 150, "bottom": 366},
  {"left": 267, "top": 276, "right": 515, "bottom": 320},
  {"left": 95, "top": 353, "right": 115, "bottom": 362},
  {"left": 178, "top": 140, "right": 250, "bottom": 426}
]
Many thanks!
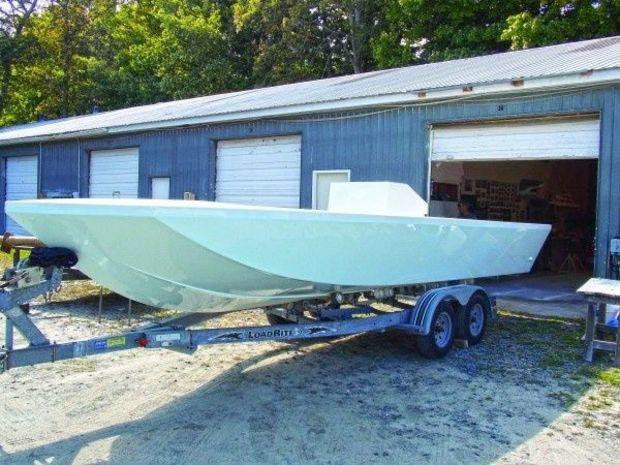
[{"left": 1, "top": 35, "right": 620, "bottom": 146}]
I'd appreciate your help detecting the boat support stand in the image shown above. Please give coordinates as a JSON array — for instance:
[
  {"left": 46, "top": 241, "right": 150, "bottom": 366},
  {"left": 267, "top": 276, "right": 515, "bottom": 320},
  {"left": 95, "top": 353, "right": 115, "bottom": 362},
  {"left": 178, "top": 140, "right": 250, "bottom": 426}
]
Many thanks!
[{"left": 0, "top": 266, "right": 492, "bottom": 372}]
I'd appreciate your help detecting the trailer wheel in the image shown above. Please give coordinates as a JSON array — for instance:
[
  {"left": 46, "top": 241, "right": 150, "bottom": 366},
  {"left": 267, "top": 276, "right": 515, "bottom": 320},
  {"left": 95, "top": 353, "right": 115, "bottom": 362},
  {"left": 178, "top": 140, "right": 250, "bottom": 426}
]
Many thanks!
[
  {"left": 457, "top": 293, "right": 489, "bottom": 346},
  {"left": 416, "top": 301, "right": 456, "bottom": 359}
]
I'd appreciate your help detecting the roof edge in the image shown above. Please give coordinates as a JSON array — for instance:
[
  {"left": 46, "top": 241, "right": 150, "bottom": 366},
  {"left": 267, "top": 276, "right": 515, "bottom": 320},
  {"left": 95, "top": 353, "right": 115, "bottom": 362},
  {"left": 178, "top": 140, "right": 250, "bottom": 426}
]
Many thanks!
[{"left": 1, "top": 68, "right": 619, "bottom": 147}]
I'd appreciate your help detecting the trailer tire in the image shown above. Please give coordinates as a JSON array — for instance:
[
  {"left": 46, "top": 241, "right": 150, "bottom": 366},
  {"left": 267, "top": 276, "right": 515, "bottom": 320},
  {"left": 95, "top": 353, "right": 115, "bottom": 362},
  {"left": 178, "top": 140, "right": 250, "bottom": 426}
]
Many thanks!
[
  {"left": 416, "top": 301, "right": 456, "bottom": 359},
  {"left": 457, "top": 293, "right": 489, "bottom": 346}
]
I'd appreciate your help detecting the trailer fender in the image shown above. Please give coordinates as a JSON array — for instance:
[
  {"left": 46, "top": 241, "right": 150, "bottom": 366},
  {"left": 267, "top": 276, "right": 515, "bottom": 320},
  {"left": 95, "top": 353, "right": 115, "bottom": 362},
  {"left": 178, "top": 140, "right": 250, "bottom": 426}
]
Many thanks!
[{"left": 400, "top": 285, "right": 490, "bottom": 336}]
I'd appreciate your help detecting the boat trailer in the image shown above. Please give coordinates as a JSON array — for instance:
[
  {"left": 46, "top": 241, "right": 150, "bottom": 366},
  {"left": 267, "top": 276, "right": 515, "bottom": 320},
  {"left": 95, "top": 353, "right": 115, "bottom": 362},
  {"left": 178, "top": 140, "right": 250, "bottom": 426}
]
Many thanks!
[{"left": 0, "top": 262, "right": 493, "bottom": 373}]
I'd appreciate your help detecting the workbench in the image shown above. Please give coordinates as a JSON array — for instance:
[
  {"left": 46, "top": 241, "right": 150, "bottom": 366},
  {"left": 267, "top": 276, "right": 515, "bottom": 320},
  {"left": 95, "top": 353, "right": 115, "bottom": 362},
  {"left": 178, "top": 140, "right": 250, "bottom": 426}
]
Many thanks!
[{"left": 577, "top": 278, "right": 620, "bottom": 366}]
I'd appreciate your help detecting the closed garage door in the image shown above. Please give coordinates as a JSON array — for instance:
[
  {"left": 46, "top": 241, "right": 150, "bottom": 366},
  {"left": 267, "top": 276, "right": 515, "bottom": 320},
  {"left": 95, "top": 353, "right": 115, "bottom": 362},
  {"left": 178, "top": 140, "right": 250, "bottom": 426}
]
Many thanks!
[
  {"left": 431, "top": 116, "right": 600, "bottom": 161},
  {"left": 89, "top": 148, "right": 139, "bottom": 198},
  {"left": 5, "top": 155, "right": 38, "bottom": 235},
  {"left": 216, "top": 135, "right": 301, "bottom": 208}
]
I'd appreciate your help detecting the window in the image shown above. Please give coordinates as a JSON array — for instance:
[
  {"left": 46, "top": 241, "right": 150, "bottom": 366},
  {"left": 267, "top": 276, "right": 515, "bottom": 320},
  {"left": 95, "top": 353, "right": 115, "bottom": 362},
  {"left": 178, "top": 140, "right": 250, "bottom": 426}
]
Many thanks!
[{"left": 312, "top": 170, "right": 351, "bottom": 210}]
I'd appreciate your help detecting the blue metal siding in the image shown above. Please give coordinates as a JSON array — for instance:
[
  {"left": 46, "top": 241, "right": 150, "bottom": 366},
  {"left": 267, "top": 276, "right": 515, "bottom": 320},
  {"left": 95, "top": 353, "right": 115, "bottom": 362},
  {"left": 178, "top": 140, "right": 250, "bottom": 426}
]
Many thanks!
[
  {"left": 0, "top": 85, "right": 619, "bottom": 276},
  {"left": 40, "top": 140, "right": 79, "bottom": 195}
]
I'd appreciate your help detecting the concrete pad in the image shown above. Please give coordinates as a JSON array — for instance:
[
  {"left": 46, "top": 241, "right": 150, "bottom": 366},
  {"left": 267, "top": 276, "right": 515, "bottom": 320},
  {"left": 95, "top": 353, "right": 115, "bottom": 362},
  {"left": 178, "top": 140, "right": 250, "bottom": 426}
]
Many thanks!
[
  {"left": 480, "top": 272, "right": 590, "bottom": 319},
  {"left": 496, "top": 297, "right": 586, "bottom": 319}
]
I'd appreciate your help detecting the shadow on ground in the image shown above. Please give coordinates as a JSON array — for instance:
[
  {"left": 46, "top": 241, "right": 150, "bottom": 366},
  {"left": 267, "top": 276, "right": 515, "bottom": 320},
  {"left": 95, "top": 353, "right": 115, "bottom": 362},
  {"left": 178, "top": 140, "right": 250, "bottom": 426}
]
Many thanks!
[{"left": 2, "top": 313, "right": 599, "bottom": 465}]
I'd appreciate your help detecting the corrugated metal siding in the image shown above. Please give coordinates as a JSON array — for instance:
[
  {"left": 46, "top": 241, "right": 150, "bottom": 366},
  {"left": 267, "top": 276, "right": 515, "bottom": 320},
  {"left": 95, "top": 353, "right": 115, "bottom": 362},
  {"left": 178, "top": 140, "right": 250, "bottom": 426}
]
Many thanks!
[
  {"left": 0, "top": 85, "right": 619, "bottom": 276},
  {"left": 40, "top": 140, "right": 79, "bottom": 195}
]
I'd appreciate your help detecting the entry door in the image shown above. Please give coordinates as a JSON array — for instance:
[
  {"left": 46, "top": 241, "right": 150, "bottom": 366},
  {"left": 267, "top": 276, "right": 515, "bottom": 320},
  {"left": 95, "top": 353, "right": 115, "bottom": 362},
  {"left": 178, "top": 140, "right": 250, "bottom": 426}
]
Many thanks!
[
  {"left": 151, "top": 177, "right": 170, "bottom": 199},
  {"left": 216, "top": 135, "right": 301, "bottom": 208},
  {"left": 89, "top": 148, "right": 139, "bottom": 198},
  {"left": 312, "top": 170, "right": 350, "bottom": 210},
  {"left": 5, "top": 155, "right": 38, "bottom": 235}
]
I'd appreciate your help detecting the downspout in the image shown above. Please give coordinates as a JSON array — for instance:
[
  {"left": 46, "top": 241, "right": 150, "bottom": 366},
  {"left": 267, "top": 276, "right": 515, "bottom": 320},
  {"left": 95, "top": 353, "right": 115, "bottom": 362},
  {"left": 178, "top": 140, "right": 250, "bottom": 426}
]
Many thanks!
[
  {"left": 77, "top": 138, "right": 81, "bottom": 197},
  {"left": 38, "top": 142, "right": 42, "bottom": 198}
]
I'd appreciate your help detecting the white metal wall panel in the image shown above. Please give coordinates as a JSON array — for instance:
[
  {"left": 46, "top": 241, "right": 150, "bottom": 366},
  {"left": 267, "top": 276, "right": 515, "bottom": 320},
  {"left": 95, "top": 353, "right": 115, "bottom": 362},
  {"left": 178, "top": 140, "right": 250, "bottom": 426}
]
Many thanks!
[
  {"left": 89, "top": 148, "right": 139, "bottom": 198},
  {"left": 431, "top": 117, "right": 600, "bottom": 161},
  {"left": 5, "top": 155, "right": 38, "bottom": 235},
  {"left": 151, "top": 177, "right": 170, "bottom": 199},
  {"left": 216, "top": 135, "right": 301, "bottom": 207}
]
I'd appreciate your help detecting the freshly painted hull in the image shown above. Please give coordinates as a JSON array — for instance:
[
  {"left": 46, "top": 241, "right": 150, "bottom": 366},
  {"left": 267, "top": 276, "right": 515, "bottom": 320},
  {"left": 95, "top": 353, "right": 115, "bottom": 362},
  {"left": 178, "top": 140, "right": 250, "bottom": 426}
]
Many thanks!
[{"left": 6, "top": 199, "right": 550, "bottom": 313}]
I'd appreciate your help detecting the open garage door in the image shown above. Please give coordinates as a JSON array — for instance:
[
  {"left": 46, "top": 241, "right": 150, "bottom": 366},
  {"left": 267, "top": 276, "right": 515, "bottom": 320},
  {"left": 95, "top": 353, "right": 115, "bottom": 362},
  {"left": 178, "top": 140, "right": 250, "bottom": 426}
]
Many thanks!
[
  {"left": 430, "top": 116, "right": 600, "bottom": 316},
  {"left": 431, "top": 116, "right": 600, "bottom": 162},
  {"left": 4, "top": 155, "right": 38, "bottom": 235},
  {"left": 89, "top": 148, "right": 139, "bottom": 198},
  {"left": 216, "top": 135, "right": 301, "bottom": 208}
]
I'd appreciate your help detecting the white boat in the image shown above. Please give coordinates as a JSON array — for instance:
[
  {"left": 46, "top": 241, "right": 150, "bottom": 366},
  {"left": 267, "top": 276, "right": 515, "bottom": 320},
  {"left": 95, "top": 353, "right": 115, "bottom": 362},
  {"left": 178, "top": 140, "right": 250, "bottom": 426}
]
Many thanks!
[{"left": 5, "top": 183, "right": 550, "bottom": 313}]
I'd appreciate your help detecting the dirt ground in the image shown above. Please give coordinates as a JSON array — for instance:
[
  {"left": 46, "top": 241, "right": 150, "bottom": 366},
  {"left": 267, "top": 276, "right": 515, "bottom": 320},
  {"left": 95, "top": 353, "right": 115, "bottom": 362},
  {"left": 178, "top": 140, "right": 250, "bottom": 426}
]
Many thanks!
[{"left": 0, "top": 281, "right": 619, "bottom": 465}]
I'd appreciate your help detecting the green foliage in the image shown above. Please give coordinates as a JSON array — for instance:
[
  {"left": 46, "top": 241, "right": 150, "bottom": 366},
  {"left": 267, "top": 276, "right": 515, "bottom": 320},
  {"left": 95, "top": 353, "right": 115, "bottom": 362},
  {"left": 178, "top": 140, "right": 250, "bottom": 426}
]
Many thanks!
[
  {"left": 372, "top": 0, "right": 541, "bottom": 67},
  {"left": 0, "top": 0, "right": 618, "bottom": 126},
  {"left": 232, "top": 0, "right": 385, "bottom": 84},
  {"left": 597, "top": 367, "right": 620, "bottom": 387},
  {"left": 2, "top": 0, "right": 244, "bottom": 123},
  {"left": 502, "top": 1, "right": 620, "bottom": 49}
]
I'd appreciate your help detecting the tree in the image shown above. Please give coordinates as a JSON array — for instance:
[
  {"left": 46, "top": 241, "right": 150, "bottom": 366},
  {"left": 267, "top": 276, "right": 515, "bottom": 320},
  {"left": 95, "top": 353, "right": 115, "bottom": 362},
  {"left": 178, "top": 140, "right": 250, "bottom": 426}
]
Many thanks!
[
  {"left": 108, "top": 0, "right": 240, "bottom": 106},
  {"left": 3, "top": 0, "right": 242, "bottom": 122},
  {"left": 29, "top": 0, "right": 96, "bottom": 117},
  {"left": 1, "top": 0, "right": 619, "bottom": 127},
  {"left": 502, "top": 1, "right": 620, "bottom": 49},
  {"left": 0, "top": 0, "right": 38, "bottom": 120},
  {"left": 342, "top": 0, "right": 386, "bottom": 73},
  {"left": 232, "top": 0, "right": 342, "bottom": 85},
  {"left": 371, "top": 0, "right": 541, "bottom": 68},
  {"left": 232, "top": 0, "right": 385, "bottom": 85}
]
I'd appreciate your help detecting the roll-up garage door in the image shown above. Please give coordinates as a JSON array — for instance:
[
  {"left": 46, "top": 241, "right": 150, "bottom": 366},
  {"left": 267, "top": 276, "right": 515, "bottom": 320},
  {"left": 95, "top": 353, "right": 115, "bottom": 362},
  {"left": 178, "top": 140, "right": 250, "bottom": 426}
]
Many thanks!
[
  {"left": 431, "top": 117, "right": 600, "bottom": 161},
  {"left": 89, "top": 147, "right": 139, "bottom": 198},
  {"left": 5, "top": 155, "right": 38, "bottom": 235},
  {"left": 216, "top": 135, "right": 301, "bottom": 208}
]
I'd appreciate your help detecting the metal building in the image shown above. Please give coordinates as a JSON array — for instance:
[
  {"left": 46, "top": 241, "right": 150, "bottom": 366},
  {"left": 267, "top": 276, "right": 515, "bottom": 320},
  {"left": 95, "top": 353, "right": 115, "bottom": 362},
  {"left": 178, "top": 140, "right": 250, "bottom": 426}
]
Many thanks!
[{"left": 0, "top": 36, "right": 619, "bottom": 279}]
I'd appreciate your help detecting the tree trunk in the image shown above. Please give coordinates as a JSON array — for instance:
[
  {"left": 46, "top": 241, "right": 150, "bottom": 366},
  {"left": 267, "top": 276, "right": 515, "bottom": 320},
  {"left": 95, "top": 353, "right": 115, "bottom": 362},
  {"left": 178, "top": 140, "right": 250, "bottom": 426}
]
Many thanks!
[
  {"left": 0, "top": 60, "right": 12, "bottom": 115},
  {"left": 60, "top": 0, "right": 72, "bottom": 117},
  {"left": 349, "top": 6, "right": 364, "bottom": 73}
]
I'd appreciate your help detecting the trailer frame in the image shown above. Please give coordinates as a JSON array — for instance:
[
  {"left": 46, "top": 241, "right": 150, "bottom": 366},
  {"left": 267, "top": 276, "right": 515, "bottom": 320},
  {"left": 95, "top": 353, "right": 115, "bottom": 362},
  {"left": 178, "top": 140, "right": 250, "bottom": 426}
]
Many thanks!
[{"left": 0, "top": 265, "right": 492, "bottom": 373}]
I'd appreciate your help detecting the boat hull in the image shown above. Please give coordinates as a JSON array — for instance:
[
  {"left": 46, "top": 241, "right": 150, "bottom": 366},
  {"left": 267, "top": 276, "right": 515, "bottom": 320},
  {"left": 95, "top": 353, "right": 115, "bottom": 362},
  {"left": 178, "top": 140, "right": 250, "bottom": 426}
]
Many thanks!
[{"left": 6, "top": 199, "right": 550, "bottom": 313}]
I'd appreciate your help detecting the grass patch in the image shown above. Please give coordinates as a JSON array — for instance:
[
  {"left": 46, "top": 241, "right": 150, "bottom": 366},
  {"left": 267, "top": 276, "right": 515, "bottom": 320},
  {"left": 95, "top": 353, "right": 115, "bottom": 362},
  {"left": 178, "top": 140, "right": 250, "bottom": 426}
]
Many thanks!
[
  {"left": 597, "top": 367, "right": 620, "bottom": 387},
  {"left": 64, "top": 358, "right": 98, "bottom": 373},
  {"left": 496, "top": 309, "right": 585, "bottom": 371},
  {"left": 585, "top": 394, "right": 613, "bottom": 411},
  {"left": 0, "top": 251, "right": 14, "bottom": 270},
  {"left": 541, "top": 352, "right": 567, "bottom": 368},
  {"left": 548, "top": 390, "right": 576, "bottom": 407},
  {"left": 583, "top": 417, "right": 595, "bottom": 428},
  {"left": 0, "top": 249, "right": 31, "bottom": 270}
]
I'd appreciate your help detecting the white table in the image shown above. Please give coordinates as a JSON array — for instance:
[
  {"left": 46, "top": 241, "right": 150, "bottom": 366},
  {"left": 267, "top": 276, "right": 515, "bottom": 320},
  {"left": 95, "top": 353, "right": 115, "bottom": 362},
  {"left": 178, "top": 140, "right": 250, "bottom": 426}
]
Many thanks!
[{"left": 577, "top": 278, "right": 620, "bottom": 365}]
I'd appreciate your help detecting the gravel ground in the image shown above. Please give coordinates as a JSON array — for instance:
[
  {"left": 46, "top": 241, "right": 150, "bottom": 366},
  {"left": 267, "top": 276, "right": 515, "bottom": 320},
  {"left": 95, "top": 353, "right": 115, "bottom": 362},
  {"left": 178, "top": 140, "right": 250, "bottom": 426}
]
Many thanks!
[{"left": 0, "top": 280, "right": 618, "bottom": 465}]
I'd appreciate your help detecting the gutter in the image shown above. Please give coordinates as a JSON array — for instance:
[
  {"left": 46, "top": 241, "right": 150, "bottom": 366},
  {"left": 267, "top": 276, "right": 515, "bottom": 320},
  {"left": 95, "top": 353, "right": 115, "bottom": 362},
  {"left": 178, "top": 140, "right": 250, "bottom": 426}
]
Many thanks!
[
  {"left": 0, "top": 128, "right": 109, "bottom": 147},
  {"left": 0, "top": 68, "right": 619, "bottom": 147}
]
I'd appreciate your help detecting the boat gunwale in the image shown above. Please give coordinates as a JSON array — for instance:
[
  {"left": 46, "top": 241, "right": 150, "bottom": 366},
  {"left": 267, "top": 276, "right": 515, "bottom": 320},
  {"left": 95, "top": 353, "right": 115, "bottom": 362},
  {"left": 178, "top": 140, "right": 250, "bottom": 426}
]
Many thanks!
[{"left": 6, "top": 199, "right": 552, "bottom": 231}]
